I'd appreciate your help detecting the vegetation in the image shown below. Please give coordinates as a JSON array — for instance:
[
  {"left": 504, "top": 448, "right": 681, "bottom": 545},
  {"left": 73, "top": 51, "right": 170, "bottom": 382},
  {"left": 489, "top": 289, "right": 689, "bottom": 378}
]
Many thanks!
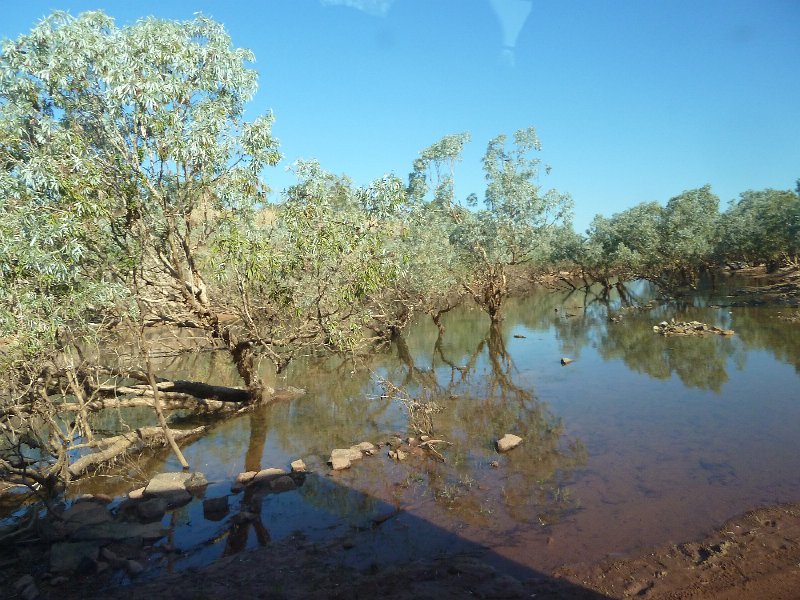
[{"left": 0, "top": 11, "right": 798, "bottom": 499}]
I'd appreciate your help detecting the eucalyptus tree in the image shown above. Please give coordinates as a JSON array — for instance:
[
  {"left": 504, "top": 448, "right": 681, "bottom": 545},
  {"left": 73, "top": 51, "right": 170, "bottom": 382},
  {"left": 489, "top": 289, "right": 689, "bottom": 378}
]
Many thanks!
[
  {"left": 0, "top": 11, "right": 284, "bottom": 395},
  {"left": 403, "top": 133, "right": 472, "bottom": 332},
  {"left": 717, "top": 187, "right": 800, "bottom": 269},
  {"left": 577, "top": 201, "right": 663, "bottom": 287},
  {"left": 0, "top": 11, "right": 292, "bottom": 491},
  {"left": 453, "top": 127, "right": 573, "bottom": 321},
  {"left": 657, "top": 185, "right": 720, "bottom": 286}
]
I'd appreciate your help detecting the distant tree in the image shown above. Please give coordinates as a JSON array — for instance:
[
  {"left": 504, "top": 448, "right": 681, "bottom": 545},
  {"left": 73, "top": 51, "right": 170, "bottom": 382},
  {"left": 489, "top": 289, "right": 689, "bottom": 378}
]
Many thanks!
[
  {"left": 657, "top": 185, "right": 720, "bottom": 286},
  {"left": 453, "top": 128, "right": 573, "bottom": 321},
  {"left": 717, "top": 187, "right": 800, "bottom": 269},
  {"left": 577, "top": 202, "right": 663, "bottom": 287},
  {"left": 403, "top": 133, "right": 472, "bottom": 332}
]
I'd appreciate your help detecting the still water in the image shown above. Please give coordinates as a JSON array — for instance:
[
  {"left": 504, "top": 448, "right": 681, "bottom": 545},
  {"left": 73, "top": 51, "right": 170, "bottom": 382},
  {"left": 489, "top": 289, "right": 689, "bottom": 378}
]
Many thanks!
[{"left": 74, "top": 279, "right": 800, "bottom": 575}]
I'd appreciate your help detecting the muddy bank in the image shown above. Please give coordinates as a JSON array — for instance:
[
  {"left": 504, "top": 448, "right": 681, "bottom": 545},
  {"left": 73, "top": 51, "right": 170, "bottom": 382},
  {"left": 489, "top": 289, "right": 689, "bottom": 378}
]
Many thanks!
[{"left": 6, "top": 502, "right": 796, "bottom": 599}]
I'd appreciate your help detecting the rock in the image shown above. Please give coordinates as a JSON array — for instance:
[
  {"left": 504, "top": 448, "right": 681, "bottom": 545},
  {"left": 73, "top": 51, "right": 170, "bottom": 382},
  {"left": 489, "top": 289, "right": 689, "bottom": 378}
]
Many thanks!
[
  {"left": 290, "top": 459, "right": 307, "bottom": 473},
  {"left": 560, "top": 357, "right": 574, "bottom": 366},
  {"left": 136, "top": 498, "right": 168, "bottom": 523},
  {"left": 235, "top": 471, "right": 257, "bottom": 485},
  {"left": 14, "top": 574, "right": 35, "bottom": 591},
  {"left": 270, "top": 476, "right": 297, "bottom": 493},
  {"left": 144, "top": 472, "right": 193, "bottom": 505},
  {"left": 70, "top": 521, "right": 165, "bottom": 542},
  {"left": 128, "top": 487, "right": 146, "bottom": 500},
  {"left": 489, "top": 460, "right": 500, "bottom": 468},
  {"left": 125, "top": 560, "right": 145, "bottom": 576},
  {"left": 75, "top": 493, "right": 112, "bottom": 505},
  {"left": 496, "top": 434, "right": 523, "bottom": 453},
  {"left": 49, "top": 576, "right": 69, "bottom": 586},
  {"left": 347, "top": 446, "right": 364, "bottom": 461},
  {"left": 184, "top": 472, "right": 209, "bottom": 492},
  {"left": 62, "top": 501, "right": 113, "bottom": 531},
  {"left": 50, "top": 541, "right": 100, "bottom": 573},
  {"left": 203, "top": 496, "right": 229, "bottom": 521},
  {"left": 253, "top": 468, "right": 287, "bottom": 484},
  {"left": 100, "top": 547, "right": 123, "bottom": 567},
  {"left": 387, "top": 436, "right": 404, "bottom": 449},
  {"left": 356, "top": 441, "right": 376, "bottom": 455},
  {"left": 329, "top": 449, "right": 353, "bottom": 470},
  {"left": 20, "top": 582, "right": 39, "bottom": 600},
  {"left": 388, "top": 449, "right": 407, "bottom": 461}
]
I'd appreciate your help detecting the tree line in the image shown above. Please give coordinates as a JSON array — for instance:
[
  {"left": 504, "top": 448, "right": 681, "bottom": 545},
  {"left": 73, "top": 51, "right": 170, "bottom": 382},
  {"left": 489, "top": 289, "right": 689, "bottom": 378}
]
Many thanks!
[{"left": 1, "top": 12, "right": 797, "bottom": 494}]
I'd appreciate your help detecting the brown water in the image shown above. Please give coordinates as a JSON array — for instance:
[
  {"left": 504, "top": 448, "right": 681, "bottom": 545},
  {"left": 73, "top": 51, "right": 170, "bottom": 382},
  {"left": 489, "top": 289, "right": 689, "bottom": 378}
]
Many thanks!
[{"left": 67, "top": 279, "right": 800, "bottom": 577}]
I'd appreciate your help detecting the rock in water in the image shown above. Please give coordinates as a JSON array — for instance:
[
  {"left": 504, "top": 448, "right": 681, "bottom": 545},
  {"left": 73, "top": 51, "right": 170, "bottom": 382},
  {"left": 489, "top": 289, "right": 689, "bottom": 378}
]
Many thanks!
[
  {"left": 329, "top": 449, "right": 352, "bottom": 470},
  {"left": 560, "top": 357, "right": 574, "bottom": 366},
  {"left": 290, "top": 459, "right": 307, "bottom": 473},
  {"left": 496, "top": 434, "right": 523, "bottom": 453}
]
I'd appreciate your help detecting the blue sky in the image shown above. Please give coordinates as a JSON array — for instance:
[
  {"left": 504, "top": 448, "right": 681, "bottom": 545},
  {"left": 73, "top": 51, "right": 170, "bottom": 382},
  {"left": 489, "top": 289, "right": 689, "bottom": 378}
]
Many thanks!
[{"left": 3, "top": 0, "right": 799, "bottom": 232}]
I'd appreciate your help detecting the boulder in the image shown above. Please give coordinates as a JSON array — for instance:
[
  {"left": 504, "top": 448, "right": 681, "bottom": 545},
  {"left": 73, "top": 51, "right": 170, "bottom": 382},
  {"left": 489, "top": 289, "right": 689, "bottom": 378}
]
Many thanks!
[
  {"left": 144, "top": 472, "right": 193, "bottom": 505},
  {"left": 136, "top": 497, "right": 168, "bottom": 523},
  {"left": 62, "top": 501, "right": 113, "bottom": 532},
  {"left": 496, "top": 434, "right": 523, "bottom": 453},
  {"left": 347, "top": 446, "right": 364, "bottom": 461},
  {"left": 290, "top": 459, "right": 307, "bottom": 473},
  {"left": 50, "top": 541, "right": 100, "bottom": 573},
  {"left": 388, "top": 449, "right": 407, "bottom": 461},
  {"left": 253, "top": 468, "right": 286, "bottom": 484},
  {"left": 356, "top": 441, "right": 376, "bottom": 455},
  {"left": 235, "top": 471, "right": 257, "bottom": 484},
  {"left": 128, "top": 487, "right": 146, "bottom": 500},
  {"left": 184, "top": 472, "right": 209, "bottom": 492},
  {"left": 329, "top": 449, "right": 352, "bottom": 470}
]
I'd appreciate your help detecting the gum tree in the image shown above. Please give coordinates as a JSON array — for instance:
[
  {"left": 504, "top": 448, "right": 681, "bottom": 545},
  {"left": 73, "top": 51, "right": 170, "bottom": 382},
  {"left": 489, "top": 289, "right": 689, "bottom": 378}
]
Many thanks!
[
  {"left": 0, "top": 11, "right": 286, "bottom": 490},
  {"left": 453, "top": 127, "right": 573, "bottom": 321}
]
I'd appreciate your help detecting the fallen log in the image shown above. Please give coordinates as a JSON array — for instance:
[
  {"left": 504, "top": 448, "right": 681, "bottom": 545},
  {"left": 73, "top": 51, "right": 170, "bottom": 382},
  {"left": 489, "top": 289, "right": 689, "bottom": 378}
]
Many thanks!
[{"left": 67, "top": 426, "right": 206, "bottom": 479}]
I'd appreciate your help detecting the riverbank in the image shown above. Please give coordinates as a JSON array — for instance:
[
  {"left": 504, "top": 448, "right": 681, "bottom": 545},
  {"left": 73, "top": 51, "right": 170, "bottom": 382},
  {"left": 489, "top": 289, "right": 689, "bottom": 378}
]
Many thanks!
[{"left": 30, "top": 502, "right": 794, "bottom": 599}]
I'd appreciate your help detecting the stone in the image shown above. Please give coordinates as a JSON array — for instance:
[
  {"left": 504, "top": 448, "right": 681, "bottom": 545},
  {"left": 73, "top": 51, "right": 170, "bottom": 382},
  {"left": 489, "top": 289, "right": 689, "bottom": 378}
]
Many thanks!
[
  {"left": 270, "top": 476, "right": 297, "bottom": 493},
  {"left": 75, "top": 493, "right": 112, "bottom": 505},
  {"left": 125, "top": 560, "right": 145, "bottom": 575},
  {"left": 144, "top": 472, "right": 193, "bottom": 504},
  {"left": 50, "top": 541, "right": 100, "bottom": 573},
  {"left": 203, "top": 496, "right": 229, "bottom": 521},
  {"left": 128, "top": 487, "right": 146, "bottom": 500},
  {"left": 20, "top": 582, "right": 39, "bottom": 600},
  {"left": 560, "top": 357, "right": 574, "bottom": 366},
  {"left": 329, "top": 449, "right": 352, "bottom": 470},
  {"left": 235, "top": 471, "right": 257, "bottom": 484},
  {"left": 184, "top": 472, "right": 209, "bottom": 492},
  {"left": 290, "top": 459, "right": 307, "bottom": 473},
  {"left": 356, "top": 441, "right": 376, "bottom": 455},
  {"left": 490, "top": 460, "right": 500, "bottom": 468},
  {"left": 100, "top": 547, "right": 123, "bottom": 567},
  {"left": 136, "top": 497, "right": 168, "bottom": 523},
  {"left": 496, "top": 434, "right": 523, "bottom": 453},
  {"left": 70, "top": 521, "right": 165, "bottom": 542},
  {"left": 62, "top": 501, "right": 112, "bottom": 531},
  {"left": 347, "top": 446, "right": 364, "bottom": 461},
  {"left": 14, "top": 574, "right": 35, "bottom": 591},
  {"left": 388, "top": 449, "right": 407, "bottom": 461},
  {"left": 253, "top": 468, "right": 286, "bottom": 484}
]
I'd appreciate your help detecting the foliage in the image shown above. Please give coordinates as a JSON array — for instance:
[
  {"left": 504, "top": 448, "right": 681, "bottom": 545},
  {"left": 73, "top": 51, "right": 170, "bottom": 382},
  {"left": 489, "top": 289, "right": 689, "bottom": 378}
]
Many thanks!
[
  {"left": 716, "top": 187, "right": 800, "bottom": 269},
  {"left": 454, "top": 127, "right": 573, "bottom": 320}
]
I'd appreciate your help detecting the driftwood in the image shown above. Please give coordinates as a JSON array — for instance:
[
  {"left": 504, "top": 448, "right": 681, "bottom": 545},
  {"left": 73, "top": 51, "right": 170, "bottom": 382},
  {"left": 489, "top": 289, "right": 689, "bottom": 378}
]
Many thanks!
[{"left": 67, "top": 425, "right": 206, "bottom": 479}]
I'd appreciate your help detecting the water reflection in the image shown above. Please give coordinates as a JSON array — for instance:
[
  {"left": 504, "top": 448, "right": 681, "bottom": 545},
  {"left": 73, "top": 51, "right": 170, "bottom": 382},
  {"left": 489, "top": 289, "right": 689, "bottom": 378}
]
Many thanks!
[{"left": 60, "top": 279, "right": 800, "bottom": 576}]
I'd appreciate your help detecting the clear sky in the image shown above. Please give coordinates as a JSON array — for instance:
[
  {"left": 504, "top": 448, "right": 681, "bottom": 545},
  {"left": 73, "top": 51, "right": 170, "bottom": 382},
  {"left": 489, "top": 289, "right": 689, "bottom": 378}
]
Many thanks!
[{"left": 3, "top": 0, "right": 799, "bottom": 232}]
